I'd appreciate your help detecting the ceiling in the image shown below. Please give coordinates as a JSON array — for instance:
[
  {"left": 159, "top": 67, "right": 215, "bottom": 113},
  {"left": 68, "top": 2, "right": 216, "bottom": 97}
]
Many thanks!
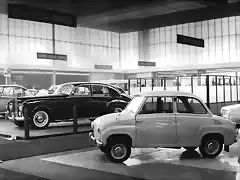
[{"left": 9, "top": 0, "right": 240, "bottom": 33}]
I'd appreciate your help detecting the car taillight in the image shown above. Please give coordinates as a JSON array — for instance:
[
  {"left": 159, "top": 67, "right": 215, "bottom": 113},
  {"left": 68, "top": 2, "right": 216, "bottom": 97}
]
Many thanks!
[
  {"left": 9, "top": 103, "right": 13, "bottom": 111},
  {"left": 18, "top": 104, "right": 23, "bottom": 112}
]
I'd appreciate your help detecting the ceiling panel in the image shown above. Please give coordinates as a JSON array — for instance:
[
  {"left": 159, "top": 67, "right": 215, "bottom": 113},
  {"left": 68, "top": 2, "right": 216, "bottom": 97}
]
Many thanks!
[{"left": 9, "top": 0, "right": 239, "bottom": 33}]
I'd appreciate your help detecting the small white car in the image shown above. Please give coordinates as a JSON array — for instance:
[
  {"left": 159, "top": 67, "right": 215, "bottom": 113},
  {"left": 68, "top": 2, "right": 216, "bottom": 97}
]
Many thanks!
[
  {"left": 89, "top": 91, "right": 238, "bottom": 163},
  {"left": 221, "top": 104, "right": 240, "bottom": 127}
]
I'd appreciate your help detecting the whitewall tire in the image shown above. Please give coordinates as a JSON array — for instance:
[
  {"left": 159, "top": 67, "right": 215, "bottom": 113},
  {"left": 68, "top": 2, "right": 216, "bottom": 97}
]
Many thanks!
[{"left": 31, "top": 110, "right": 50, "bottom": 129}]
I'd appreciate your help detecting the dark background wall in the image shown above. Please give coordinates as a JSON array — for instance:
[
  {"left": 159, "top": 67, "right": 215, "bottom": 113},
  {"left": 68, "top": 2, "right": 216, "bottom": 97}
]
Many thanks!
[
  {"left": 56, "top": 74, "right": 90, "bottom": 85},
  {"left": 11, "top": 73, "right": 52, "bottom": 89},
  {"left": 0, "top": 75, "right": 5, "bottom": 85}
]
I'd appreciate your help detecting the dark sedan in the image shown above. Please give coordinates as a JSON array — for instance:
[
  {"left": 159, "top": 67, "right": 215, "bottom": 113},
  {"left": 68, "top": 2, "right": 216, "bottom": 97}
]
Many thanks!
[{"left": 7, "top": 82, "right": 132, "bottom": 129}]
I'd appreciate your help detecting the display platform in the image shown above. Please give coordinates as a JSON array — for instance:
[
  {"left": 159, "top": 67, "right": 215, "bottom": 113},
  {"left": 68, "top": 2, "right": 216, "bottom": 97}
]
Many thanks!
[
  {"left": 42, "top": 143, "right": 240, "bottom": 180},
  {"left": 0, "top": 117, "right": 92, "bottom": 139}
]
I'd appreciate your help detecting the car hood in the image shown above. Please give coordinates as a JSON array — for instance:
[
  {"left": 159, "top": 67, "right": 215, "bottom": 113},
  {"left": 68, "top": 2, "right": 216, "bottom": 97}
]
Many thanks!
[
  {"left": 16, "top": 94, "right": 69, "bottom": 103},
  {"left": 93, "top": 110, "right": 134, "bottom": 129},
  {"left": 221, "top": 103, "right": 240, "bottom": 111}
]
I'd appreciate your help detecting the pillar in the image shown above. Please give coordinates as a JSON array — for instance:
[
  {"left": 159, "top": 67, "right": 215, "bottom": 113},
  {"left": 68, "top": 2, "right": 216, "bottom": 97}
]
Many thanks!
[
  {"left": 1, "top": 0, "right": 8, "bottom": 84},
  {"left": 138, "top": 30, "right": 150, "bottom": 62},
  {"left": 52, "top": 24, "right": 56, "bottom": 85}
]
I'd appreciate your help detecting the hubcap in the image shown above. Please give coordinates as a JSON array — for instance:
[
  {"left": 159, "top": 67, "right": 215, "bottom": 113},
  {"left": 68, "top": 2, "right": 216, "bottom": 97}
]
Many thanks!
[
  {"left": 205, "top": 140, "right": 220, "bottom": 155},
  {"left": 111, "top": 144, "right": 127, "bottom": 160},
  {"left": 33, "top": 111, "right": 49, "bottom": 128},
  {"left": 114, "top": 108, "right": 122, "bottom": 113}
]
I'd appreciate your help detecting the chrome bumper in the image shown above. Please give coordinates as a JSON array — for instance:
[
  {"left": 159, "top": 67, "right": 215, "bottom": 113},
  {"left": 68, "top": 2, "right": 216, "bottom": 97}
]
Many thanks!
[
  {"left": 89, "top": 132, "right": 103, "bottom": 146},
  {"left": 8, "top": 116, "right": 24, "bottom": 121}
]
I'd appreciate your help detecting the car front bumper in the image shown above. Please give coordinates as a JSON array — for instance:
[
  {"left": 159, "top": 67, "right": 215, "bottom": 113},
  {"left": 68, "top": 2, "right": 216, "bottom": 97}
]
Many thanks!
[
  {"left": 8, "top": 116, "right": 24, "bottom": 121},
  {"left": 89, "top": 132, "right": 103, "bottom": 146}
]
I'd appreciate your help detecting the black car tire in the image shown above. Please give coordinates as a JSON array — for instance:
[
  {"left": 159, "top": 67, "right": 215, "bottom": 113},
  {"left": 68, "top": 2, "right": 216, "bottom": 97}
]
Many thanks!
[
  {"left": 31, "top": 110, "right": 50, "bottom": 129},
  {"left": 106, "top": 138, "right": 131, "bottom": 163},
  {"left": 99, "top": 146, "right": 107, "bottom": 153},
  {"left": 199, "top": 136, "right": 223, "bottom": 158},
  {"left": 13, "top": 121, "right": 24, "bottom": 128}
]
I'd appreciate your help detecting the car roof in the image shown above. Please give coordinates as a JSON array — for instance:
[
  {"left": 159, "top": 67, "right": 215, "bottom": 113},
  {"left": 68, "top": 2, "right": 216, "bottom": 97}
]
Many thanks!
[
  {"left": 0, "top": 85, "right": 27, "bottom": 89},
  {"left": 57, "top": 81, "right": 122, "bottom": 93},
  {"left": 60, "top": 81, "right": 119, "bottom": 88},
  {"left": 135, "top": 90, "right": 198, "bottom": 98}
]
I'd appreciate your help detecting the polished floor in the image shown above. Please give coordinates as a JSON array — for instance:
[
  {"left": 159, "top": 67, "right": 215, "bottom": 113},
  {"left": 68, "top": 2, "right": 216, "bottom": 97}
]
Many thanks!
[{"left": 1, "top": 143, "right": 240, "bottom": 180}]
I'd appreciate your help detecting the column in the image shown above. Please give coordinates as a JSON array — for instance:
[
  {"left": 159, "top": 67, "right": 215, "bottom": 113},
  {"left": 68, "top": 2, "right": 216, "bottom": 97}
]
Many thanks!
[
  {"left": 0, "top": 0, "right": 8, "bottom": 84},
  {"left": 138, "top": 30, "right": 150, "bottom": 62},
  {"left": 52, "top": 24, "right": 56, "bottom": 85}
]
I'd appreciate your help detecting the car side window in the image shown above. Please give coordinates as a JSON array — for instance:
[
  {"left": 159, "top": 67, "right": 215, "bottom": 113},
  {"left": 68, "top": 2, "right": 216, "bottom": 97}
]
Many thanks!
[
  {"left": 106, "top": 87, "right": 120, "bottom": 97},
  {"left": 0, "top": 87, "right": 3, "bottom": 96},
  {"left": 2, "top": 87, "right": 14, "bottom": 96},
  {"left": 92, "top": 85, "right": 109, "bottom": 96},
  {"left": 176, "top": 96, "right": 207, "bottom": 114},
  {"left": 140, "top": 96, "right": 173, "bottom": 114},
  {"left": 73, "top": 85, "right": 91, "bottom": 96},
  {"left": 24, "top": 90, "right": 32, "bottom": 96},
  {"left": 14, "top": 87, "right": 24, "bottom": 97}
]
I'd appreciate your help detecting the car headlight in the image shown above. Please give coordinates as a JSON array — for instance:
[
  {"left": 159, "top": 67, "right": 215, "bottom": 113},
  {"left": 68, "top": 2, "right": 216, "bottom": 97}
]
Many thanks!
[
  {"left": 9, "top": 103, "right": 13, "bottom": 111},
  {"left": 18, "top": 104, "right": 23, "bottom": 112},
  {"left": 91, "top": 122, "right": 94, "bottom": 129}
]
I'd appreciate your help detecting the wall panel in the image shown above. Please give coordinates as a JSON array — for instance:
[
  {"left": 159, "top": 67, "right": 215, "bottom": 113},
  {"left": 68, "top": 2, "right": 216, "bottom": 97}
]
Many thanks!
[
  {"left": 0, "top": 14, "right": 7, "bottom": 35},
  {"left": 147, "top": 15, "right": 240, "bottom": 68},
  {"left": 1, "top": 15, "right": 117, "bottom": 70},
  {"left": 0, "top": 35, "right": 8, "bottom": 63}
]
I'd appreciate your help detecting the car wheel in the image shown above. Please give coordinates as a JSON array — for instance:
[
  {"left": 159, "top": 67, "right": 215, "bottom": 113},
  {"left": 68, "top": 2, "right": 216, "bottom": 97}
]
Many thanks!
[
  {"left": 13, "top": 121, "right": 24, "bottom": 128},
  {"left": 183, "top": 147, "right": 198, "bottom": 151},
  {"left": 31, "top": 110, "right": 50, "bottom": 129},
  {"left": 106, "top": 139, "right": 131, "bottom": 163},
  {"left": 199, "top": 136, "right": 223, "bottom": 158}
]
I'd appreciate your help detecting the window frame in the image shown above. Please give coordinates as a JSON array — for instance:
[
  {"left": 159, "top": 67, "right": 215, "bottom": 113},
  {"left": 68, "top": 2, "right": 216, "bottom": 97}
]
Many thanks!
[
  {"left": 72, "top": 84, "right": 91, "bottom": 96},
  {"left": 138, "top": 96, "right": 174, "bottom": 115},
  {"left": 175, "top": 96, "right": 208, "bottom": 115}
]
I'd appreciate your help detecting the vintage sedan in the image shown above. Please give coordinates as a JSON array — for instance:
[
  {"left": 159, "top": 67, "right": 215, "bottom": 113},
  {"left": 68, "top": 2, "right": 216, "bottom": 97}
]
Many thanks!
[
  {"left": 221, "top": 104, "right": 240, "bottom": 128},
  {"left": 0, "top": 85, "right": 32, "bottom": 118},
  {"left": 90, "top": 91, "right": 238, "bottom": 163},
  {"left": 7, "top": 82, "right": 132, "bottom": 129}
]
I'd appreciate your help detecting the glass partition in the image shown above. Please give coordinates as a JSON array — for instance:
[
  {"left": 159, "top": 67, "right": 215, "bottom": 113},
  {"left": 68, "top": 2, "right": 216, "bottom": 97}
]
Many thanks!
[
  {"left": 224, "top": 76, "right": 231, "bottom": 102},
  {"left": 192, "top": 76, "right": 207, "bottom": 103},
  {"left": 165, "top": 77, "right": 177, "bottom": 91},
  {"left": 179, "top": 76, "right": 192, "bottom": 93},
  {"left": 153, "top": 78, "right": 164, "bottom": 91}
]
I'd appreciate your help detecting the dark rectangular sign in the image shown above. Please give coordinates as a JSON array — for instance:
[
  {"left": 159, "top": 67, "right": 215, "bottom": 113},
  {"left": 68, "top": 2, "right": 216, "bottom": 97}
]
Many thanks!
[
  {"left": 37, "top": 53, "right": 67, "bottom": 61},
  {"left": 8, "top": 3, "right": 77, "bottom": 27},
  {"left": 177, "top": 34, "right": 204, "bottom": 48},
  {"left": 138, "top": 61, "right": 156, "bottom": 67},
  {"left": 94, "top": 65, "right": 113, "bottom": 70}
]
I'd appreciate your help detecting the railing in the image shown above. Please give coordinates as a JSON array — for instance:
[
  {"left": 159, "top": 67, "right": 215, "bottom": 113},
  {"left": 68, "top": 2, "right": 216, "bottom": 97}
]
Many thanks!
[{"left": 128, "top": 75, "right": 240, "bottom": 115}]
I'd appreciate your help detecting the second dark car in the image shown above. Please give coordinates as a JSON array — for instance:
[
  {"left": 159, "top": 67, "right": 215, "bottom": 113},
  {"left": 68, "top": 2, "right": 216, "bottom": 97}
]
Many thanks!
[{"left": 7, "top": 82, "right": 132, "bottom": 129}]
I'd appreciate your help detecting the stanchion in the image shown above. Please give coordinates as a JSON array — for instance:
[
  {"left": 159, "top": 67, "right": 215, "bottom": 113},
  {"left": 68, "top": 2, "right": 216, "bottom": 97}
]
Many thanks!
[
  {"left": 73, "top": 104, "right": 78, "bottom": 134},
  {"left": 23, "top": 107, "right": 30, "bottom": 140}
]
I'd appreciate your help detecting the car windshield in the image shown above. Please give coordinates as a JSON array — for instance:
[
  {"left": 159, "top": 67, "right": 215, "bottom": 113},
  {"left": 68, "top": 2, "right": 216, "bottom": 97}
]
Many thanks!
[
  {"left": 56, "top": 84, "right": 74, "bottom": 95},
  {"left": 124, "top": 96, "right": 145, "bottom": 114}
]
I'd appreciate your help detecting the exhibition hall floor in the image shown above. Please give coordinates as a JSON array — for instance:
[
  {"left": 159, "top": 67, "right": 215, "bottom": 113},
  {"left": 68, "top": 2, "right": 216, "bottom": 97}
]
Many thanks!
[{"left": 1, "top": 143, "right": 240, "bottom": 180}]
